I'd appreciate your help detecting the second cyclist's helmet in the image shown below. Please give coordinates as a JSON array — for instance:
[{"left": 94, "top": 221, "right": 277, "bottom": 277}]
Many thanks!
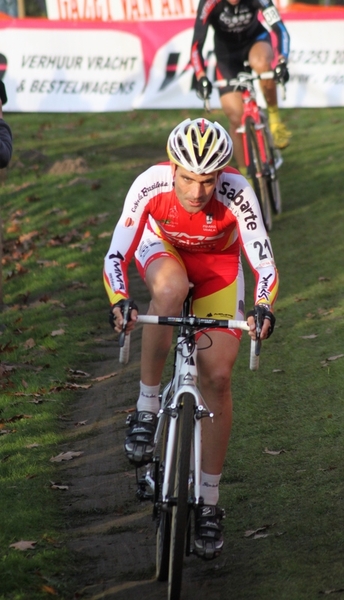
[{"left": 167, "top": 118, "right": 233, "bottom": 175}]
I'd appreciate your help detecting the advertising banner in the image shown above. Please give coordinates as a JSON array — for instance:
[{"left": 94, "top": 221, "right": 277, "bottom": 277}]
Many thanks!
[
  {"left": 44, "top": 0, "right": 289, "bottom": 21},
  {"left": 0, "top": 10, "right": 344, "bottom": 113}
]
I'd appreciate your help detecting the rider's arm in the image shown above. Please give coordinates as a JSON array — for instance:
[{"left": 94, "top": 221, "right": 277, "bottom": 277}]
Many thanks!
[
  {"left": 190, "top": 0, "right": 212, "bottom": 79},
  {"left": 104, "top": 163, "right": 173, "bottom": 307},
  {"left": 258, "top": 0, "right": 290, "bottom": 61},
  {"left": 229, "top": 174, "right": 279, "bottom": 339},
  {"left": 103, "top": 168, "right": 157, "bottom": 306}
]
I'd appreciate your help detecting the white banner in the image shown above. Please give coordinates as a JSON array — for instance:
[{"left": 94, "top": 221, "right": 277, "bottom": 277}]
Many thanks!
[
  {"left": 1, "top": 15, "right": 344, "bottom": 113},
  {"left": 2, "top": 27, "right": 146, "bottom": 112}
]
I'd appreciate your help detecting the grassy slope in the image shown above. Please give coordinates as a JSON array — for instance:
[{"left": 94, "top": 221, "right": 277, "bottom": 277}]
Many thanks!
[{"left": 0, "top": 107, "right": 343, "bottom": 599}]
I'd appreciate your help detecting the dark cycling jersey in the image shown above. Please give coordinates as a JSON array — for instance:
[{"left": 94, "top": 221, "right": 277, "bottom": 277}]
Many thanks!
[{"left": 191, "top": 0, "right": 290, "bottom": 78}]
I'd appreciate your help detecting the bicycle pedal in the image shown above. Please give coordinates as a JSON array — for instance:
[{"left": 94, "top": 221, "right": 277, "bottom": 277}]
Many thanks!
[
  {"left": 136, "top": 488, "right": 153, "bottom": 502},
  {"left": 136, "top": 479, "right": 153, "bottom": 502}
]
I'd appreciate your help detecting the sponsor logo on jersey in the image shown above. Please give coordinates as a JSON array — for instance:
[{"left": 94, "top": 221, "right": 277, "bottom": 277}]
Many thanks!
[
  {"left": 218, "top": 183, "right": 258, "bottom": 230},
  {"left": 200, "top": 0, "right": 221, "bottom": 23},
  {"left": 131, "top": 181, "right": 168, "bottom": 213},
  {"left": 108, "top": 251, "right": 125, "bottom": 290},
  {"left": 257, "top": 273, "right": 273, "bottom": 303},
  {"left": 220, "top": 5, "right": 253, "bottom": 32},
  {"left": 125, "top": 217, "right": 134, "bottom": 227}
]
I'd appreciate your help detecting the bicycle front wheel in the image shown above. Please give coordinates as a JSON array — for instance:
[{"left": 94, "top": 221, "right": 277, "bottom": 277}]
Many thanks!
[
  {"left": 168, "top": 393, "right": 194, "bottom": 600},
  {"left": 156, "top": 415, "right": 172, "bottom": 582},
  {"left": 245, "top": 116, "right": 272, "bottom": 231}
]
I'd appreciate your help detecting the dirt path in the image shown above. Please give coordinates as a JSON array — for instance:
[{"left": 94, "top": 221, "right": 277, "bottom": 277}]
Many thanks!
[
  {"left": 41, "top": 142, "right": 239, "bottom": 600},
  {"left": 58, "top": 285, "right": 233, "bottom": 600}
]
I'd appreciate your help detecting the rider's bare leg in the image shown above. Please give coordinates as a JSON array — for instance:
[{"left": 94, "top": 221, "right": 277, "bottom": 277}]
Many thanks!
[
  {"left": 249, "top": 40, "right": 277, "bottom": 107},
  {"left": 141, "top": 256, "right": 189, "bottom": 386},
  {"left": 220, "top": 90, "right": 246, "bottom": 170},
  {"left": 197, "top": 330, "right": 240, "bottom": 476}
]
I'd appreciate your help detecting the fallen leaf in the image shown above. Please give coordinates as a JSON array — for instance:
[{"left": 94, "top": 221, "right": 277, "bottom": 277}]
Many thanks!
[
  {"left": 66, "top": 262, "right": 79, "bottom": 269},
  {"left": 0, "top": 414, "right": 32, "bottom": 423},
  {"left": 50, "top": 481, "right": 69, "bottom": 490},
  {"left": 41, "top": 585, "right": 58, "bottom": 596},
  {"left": 9, "top": 540, "right": 37, "bottom": 551},
  {"left": 264, "top": 447, "right": 286, "bottom": 455},
  {"left": 300, "top": 334, "right": 318, "bottom": 339},
  {"left": 272, "top": 369, "right": 284, "bottom": 373},
  {"left": 68, "top": 369, "right": 90, "bottom": 378},
  {"left": 26, "top": 443, "right": 39, "bottom": 448},
  {"left": 36, "top": 260, "right": 59, "bottom": 267},
  {"left": 51, "top": 329, "right": 65, "bottom": 337},
  {"left": 245, "top": 525, "right": 271, "bottom": 539},
  {"left": 318, "top": 276, "right": 331, "bottom": 282},
  {"left": 74, "top": 420, "right": 87, "bottom": 427},
  {"left": 23, "top": 338, "right": 35, "bottom": 349},
  {"left": 50, "top": 382, "right": 92, "bottom": 391},
  {"left": 320, "top": 589, "right": 344, "bottom": 595},
  {"left": 327, "top": 354, "right": 344, "bottom": 362},
  {"left": 50, "top": 451, "right": 83, "bottom": 462},
  {"left": 91, "top": 372, "right": 117, "bottom": 382}
]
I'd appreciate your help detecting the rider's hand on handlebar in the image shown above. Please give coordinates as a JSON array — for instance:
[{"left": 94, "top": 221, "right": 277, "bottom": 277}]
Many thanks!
[
  {"left": 109, "top": 299, "right": 138, "bottom": 334},
  {"left": 274, "top": 58, "right": 289, "bottom": 85},
  {"left": 246, "top": 305, "right": 275, "bottom": 341},
  {"left": 196, "top": 76, "right": 213, "bottom": 101}
]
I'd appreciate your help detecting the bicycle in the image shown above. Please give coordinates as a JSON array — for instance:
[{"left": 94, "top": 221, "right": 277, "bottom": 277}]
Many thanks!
[
  {"left": 118, "top": 290, "right": 262, "bottom": 600},
  {"left": 205, "top": 65, "right": 285, "bottom": 232}
]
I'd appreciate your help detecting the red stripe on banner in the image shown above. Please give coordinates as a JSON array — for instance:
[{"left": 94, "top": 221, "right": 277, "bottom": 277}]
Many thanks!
[
  {"left": 280, "top": 3, "right": 344, "bottom": 21},
  {"left": 0, "top": 17, "right": 193, "bottom": 82}
]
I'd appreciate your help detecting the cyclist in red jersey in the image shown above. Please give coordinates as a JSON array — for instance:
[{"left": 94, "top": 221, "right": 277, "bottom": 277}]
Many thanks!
[
  {"left": 104, "top": 118, "right": 278, "bottom": 560},
  {"left": 191, "top": 0, "right": 291, "bottom": 178}
]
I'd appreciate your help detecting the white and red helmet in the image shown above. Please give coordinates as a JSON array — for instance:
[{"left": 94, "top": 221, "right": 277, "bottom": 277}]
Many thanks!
[{"left": 167, "top": 118, "right": 233, "bottom": 175}]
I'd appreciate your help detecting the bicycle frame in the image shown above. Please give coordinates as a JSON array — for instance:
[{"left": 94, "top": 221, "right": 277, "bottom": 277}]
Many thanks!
[
  {"left": 215, "top": 69, "right": 283, "bottom": 174},
  {"left": 211, "top": 68, "right": 284, "bottom": 230},
  {"left": 153, "top": 322, "right": 207, "bottom": 506}
]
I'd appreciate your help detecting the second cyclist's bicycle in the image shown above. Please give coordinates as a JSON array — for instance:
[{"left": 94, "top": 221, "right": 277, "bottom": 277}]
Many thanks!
[{"left": 206, "top": 65, "right": 285, "bottom": 232}]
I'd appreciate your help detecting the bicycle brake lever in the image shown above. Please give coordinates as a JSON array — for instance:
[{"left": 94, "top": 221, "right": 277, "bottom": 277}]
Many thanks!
[
  {"left": 118, "top": 300, "right": 130, "bottom": 348},
  {"left": 254, "top": 306, "right": 263, "bottom": 357}
]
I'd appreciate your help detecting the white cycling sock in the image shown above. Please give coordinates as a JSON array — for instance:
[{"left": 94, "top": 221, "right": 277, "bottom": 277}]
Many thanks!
[
  {"left": 200, "top": 471, "right": 221, "bottom": 506},
  {"left": 137, "top": 382, "right": 161, "bottom": 414}
]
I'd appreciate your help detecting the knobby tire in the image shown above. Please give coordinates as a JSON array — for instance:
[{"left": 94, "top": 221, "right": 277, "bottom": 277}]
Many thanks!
[
  {"left": 245, "top": 116, "right": 273, "bottom": 231},
  {"left": 156, "top": 416, "right": 172, "bottom": 581},
  {"left": 168, "top": 393, "right": 194, "bottom": 600},
  {"left": 260, "top": 114, "right": 282, "bottom": 215}
]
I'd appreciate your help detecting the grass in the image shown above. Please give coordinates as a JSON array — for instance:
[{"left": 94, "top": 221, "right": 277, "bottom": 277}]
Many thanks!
[{"left": 0, "top": 106, "right": 344, "bottom": 598}]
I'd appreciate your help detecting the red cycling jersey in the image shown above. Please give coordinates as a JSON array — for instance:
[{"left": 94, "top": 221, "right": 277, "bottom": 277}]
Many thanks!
[{"left": 103, "top": 163, "right": 278, "bottom": 312}]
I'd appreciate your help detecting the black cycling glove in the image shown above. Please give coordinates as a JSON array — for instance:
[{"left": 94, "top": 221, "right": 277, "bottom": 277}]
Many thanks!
[
  {"left": 109, "top": 298, "right": 138, "bottom": 330},
  {"left": 196, "top": 76, "right": 213, "bottom": 101},
  {"left": 274, "top": 60, "right": 289, "bottom": 85},
  {"left": 246, "top": 305, "right": 276, "bottom": 338}
]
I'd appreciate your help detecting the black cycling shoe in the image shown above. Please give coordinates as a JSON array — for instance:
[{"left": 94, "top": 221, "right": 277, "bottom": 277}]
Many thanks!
[
  {"left": 124, "top": 410, "right": 157, "bottom": 467},
  {"left": 194, "top": 504, "right": 225, "bottom": 560}
]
